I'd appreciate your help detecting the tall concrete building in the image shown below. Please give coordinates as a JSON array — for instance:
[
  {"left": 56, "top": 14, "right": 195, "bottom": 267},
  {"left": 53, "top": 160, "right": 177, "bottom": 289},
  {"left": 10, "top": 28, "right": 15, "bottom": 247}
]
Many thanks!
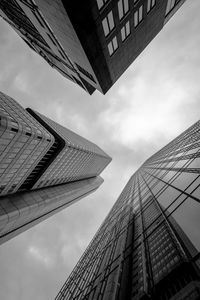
[
  {"left": 56, "top": 120, "right": 200, "bottom": 300},
  {"left": 0, "top": 0, "right": 186, "bottom": 94},
  {"left": 0, "top": 91, "right": 111, "bottom": 244}
]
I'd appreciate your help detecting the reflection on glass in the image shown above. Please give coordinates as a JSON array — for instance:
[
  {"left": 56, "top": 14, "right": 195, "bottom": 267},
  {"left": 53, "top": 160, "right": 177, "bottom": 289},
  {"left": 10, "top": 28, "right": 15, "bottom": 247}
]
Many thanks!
[{"left": 171, "top": 198, "right": 200, "bottom": 253}]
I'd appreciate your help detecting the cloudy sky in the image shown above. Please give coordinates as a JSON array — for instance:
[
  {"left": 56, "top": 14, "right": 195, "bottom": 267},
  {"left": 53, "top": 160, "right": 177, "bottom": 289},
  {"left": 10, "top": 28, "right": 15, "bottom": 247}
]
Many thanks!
[{"left": 0, "top": 1, "right": 200, "bottom": 299}]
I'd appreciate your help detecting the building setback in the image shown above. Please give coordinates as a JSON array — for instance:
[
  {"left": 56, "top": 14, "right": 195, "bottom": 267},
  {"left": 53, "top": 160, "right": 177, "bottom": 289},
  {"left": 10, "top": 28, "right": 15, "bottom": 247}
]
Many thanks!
[
  {"left": 0, "top": 0, "right": 186, "bottom": 94},
  {"left": 56, "top": 120, "right": 200, "bottom": 300},
  {"left": 0, "top": 91, "right": 111, "bottom": 244}
]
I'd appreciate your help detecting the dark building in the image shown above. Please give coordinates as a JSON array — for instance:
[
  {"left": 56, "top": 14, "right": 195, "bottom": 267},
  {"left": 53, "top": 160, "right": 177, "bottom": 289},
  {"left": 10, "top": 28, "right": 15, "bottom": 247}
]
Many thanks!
[
  {"left": 56, "top": 120, "right": 200, "bottom": 300},
  {"left": 0, "top": 91, "right": 111, "bottom": 244},
  {"left": 0, "top": 0, "right": 186, "bottom": 94}
]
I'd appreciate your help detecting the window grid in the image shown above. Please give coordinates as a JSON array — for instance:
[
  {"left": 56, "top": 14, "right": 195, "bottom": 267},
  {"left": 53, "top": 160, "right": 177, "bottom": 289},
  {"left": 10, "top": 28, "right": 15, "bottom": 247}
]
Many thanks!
[{"left": 55, "top": 120, "right": 200, "bottom": 300}]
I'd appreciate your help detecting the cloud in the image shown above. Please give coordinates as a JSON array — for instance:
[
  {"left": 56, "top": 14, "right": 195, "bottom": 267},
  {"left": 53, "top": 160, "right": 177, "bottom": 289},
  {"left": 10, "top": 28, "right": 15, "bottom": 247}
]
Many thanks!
[
  {"left": 13, "top": 72, "right": 30, "bottom": 93},
  {"left": 100, "top": 75, "right": 188, "bottom": 147},
  {"left": 28, "top": 245, "right": 55, "bottom": 268}
]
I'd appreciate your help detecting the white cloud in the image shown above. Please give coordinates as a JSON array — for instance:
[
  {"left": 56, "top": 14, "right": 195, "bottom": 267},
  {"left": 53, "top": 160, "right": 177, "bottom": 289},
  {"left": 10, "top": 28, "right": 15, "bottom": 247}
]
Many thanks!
[
  {"left": 28, "top": 245, "right": 55, "bottom": 268},
  {"left": 13, "top": 72, "right": 29, "bottom": 94},
  {"left": 100, "top": 68, "right": 192, "bottom": 148}
]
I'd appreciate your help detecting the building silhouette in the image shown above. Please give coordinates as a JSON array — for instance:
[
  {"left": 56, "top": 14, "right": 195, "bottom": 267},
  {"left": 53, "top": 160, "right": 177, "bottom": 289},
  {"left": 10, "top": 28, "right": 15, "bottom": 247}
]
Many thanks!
[
  {"left": 0, "top": 0, "right": 186, "bottom": 94},
  {"left": 0, "top": 91, "right": 111, "bottom": 244},
  {"left": 56, "top": 120, "right": 200, "bottom": 300}
]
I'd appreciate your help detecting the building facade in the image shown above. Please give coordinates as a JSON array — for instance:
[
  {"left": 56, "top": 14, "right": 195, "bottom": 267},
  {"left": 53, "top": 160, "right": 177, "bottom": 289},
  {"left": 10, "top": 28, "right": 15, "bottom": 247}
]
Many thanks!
[
  {"left": 0, "top": 176, "right": 103, "bottom": 245},
  {"left": 56, "top": 120, "right": 200, "bottom": 300},
  {"left": 0, "top": 91, "right": 54, "bottom": 196},
  {"left": 0, "top": 0, "right": 186, "bottom": 94},
  {"left": 0, "top": 91, "right": 111, "bottom": 244}
]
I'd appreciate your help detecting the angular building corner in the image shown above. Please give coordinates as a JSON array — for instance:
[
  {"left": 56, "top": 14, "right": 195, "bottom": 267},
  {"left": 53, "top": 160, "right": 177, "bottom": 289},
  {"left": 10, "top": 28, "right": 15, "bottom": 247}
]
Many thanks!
[
  {"left": 0, "top": 91, "right": 111, "bottom": 244},
  {"left": 0, "top": 0, "right": 187, "bottom": 95},
  {"left": 56, "top": 120, "right": 200, "bottom": 300}
]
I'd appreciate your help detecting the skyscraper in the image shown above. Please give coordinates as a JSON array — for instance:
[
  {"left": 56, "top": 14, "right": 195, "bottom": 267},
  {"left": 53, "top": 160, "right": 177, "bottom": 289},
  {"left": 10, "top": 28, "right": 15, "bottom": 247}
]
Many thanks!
[
  {"left": 56, "top": 120, "right": 200, "bottom": 300},
  {"left": 0, "top": 91, "right": 111, "bottom": 244},
  {"left": 0, "top": 0, "right": 186, "bottom": 94}
]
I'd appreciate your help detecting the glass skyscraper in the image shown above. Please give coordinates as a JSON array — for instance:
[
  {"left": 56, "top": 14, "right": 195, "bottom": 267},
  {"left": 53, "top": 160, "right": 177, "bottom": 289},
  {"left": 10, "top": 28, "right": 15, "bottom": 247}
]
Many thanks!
[
  {"left": 56, "top": 120, "right": 200, "bottom": 300},
  {"left": 0, "top": 91, "right": 111, "bottom": 244}
]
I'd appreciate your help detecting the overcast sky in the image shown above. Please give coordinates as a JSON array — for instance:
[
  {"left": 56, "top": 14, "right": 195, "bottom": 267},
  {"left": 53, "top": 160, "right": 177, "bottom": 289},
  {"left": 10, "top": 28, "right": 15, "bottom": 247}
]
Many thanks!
[{"left": 0, "top": 1, "right": 200, "bottom": 300}]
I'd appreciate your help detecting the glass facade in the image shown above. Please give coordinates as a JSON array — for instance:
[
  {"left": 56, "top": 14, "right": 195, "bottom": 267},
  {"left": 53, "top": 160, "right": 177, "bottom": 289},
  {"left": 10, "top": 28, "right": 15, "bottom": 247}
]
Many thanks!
[{"left": 56, "top": 121, "right": 200, "bottom": 300}]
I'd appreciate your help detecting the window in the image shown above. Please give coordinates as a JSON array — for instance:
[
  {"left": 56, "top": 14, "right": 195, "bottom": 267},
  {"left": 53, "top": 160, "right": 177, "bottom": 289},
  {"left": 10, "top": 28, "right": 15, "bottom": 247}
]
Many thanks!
[
  {"left": 134, "top": 5, "right": 144, "bottom": 27},
  {"left": 76, "top": 64, "right": 96, "bottom": 83},
  {"left": 118, "top": 0, "right": 129, "bottom": 20},
  {"left": 102, "top": 11, "right": 115, "bottom": 36},
  {"left": 58, "top": 50, "right": 66, "bottom": 60},
  {"left": 108, "top": 36, "right": 118, "bottom": 56},
  {"left": 47, "top": 33, "right": 57, "bottom": 46},
  {"left": 72, "top": 76, "right": 85, "bottom": 89},
  {"left": 147, "top": 0, "right": 156, "bottom": 13},
  {"left": 166, "top": 0, "right": 181, "bottom": 16},
  {"left": 11, "top": 128, "right": 19, "bottom": 132},
  {"left": 121, "top": 21, "right": 130, "bottom": 41},
  {"left": 20, "top": 0, "right": 36, "bottom": 9},
  {"left": 96, "top": 0, "right": 109, "bottom": 10}
]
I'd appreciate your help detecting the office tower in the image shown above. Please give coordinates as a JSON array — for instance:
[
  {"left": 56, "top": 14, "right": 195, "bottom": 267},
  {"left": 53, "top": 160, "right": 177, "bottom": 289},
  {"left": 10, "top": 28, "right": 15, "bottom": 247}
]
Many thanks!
[
  {"left": 56, "top": 120, "right": 200, "bottom": 300},
  {"left": 0, "top": 91, "right": 111, "bottom": 244},
  {"left": 0, "top": 0, "right": 186, "bottom": 94}
]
